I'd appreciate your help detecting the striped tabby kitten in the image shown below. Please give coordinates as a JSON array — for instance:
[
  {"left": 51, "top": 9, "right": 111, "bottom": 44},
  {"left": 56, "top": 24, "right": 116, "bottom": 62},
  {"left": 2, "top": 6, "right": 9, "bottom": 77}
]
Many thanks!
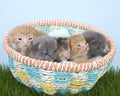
[{"left": 69, "top": 34, "right": 89, "bottom": 63}]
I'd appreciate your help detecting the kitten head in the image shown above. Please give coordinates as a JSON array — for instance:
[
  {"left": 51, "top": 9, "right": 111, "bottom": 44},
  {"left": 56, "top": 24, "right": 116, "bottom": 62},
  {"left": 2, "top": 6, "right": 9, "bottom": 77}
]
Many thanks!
[
  {"left": 9, "top": 25, "right": 41, "bottom": 51},
  {"left": 83, "top": 31, "right": 107, "bottom": 58},
  {"left": 29, "top": 35, "right": 58, "bottom": 61},
  {"left": 69, "top": 34, "right": 89, "bottom": 57},
  {"left": 56, "top": 38, "right": 70, "bottom": 61}
]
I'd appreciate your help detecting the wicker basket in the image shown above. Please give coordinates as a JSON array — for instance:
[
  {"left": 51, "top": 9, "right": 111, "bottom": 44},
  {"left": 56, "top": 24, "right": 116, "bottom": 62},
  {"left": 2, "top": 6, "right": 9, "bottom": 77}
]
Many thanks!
[{"left": 3, "top": 20, "right": 116, "bottom": 95}]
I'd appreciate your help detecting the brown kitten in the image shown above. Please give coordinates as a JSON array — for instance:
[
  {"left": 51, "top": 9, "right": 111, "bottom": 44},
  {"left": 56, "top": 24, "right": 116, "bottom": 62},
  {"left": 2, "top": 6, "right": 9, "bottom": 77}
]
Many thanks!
[
  {"left": 8, "top": 25, "right": 46, "bottom": 56},
  {"left": 69, "top": 34, "right": 89, "bottom": 63},
  {"left": 55, "top": 38, "right": 70, "bottom": 62}
]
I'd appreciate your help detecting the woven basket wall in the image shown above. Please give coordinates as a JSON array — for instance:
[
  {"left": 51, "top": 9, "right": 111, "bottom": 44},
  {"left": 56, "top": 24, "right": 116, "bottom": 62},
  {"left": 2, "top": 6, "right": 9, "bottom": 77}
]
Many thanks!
[{"left": 3, "top": 20, "right": 116, "bottom": 95}]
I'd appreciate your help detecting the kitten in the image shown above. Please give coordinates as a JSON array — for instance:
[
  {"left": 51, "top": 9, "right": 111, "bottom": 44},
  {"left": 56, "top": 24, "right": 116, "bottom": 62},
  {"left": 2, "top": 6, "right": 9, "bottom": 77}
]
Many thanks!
[
  {"left": 69, "top": 34, "right": 89, "bottom": 63},
  {"left": 55, "top": 38, "right": 70, "bottom": 62},
  {"left": 8, "top": 25, "right": 46, "bottom": 56},
  {"left": 82, "top": 31, "right": 107, "bottom": 58},
  {"left": 29, "top": 35, "right": 58, "bottom": 61}
]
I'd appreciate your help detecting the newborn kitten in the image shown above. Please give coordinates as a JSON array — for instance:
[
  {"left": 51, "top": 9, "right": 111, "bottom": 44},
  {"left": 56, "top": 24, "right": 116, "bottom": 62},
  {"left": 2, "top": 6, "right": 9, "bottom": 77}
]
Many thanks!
[
  {"left": 55, "top": 38, "right": 70, "bottom": 62},
  {"left": 69, "top": 34, "right": 89, "bottom": 63},
  {"left": 8, "top": 25, "right": 46, "bottom": 56},
  {"left": 82, "top": 31, "right": 107, "bottom": 58},
  {"left": 29, "top": 35, "right": 58, "bottom": 61}
]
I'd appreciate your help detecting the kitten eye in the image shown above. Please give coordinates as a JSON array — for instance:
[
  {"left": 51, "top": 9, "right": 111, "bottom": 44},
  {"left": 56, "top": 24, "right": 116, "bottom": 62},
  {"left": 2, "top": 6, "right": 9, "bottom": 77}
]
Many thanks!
[
  {"left": 17, "top": 37, "right": 22, "bottom": 41},
  {"left": 96, "top": 47, "right": 99, "bottom": 51},
  {"left": 97, "top": 47, "right": 99, "bottom": 50},
  {"left": 85, "top": 42, "right": 87, "bottom": 44},
  {"left": 54, "top": 49, "right": 57, "bottom": 52},
  {"left": 77, "top": 45, "right": 81, "bottom": 47},
  {"left": 28, "top": 37, "right": 33, "bottom": 41},
  {"left": 91, "top": 40, "right": 95, "bottom": 44}
]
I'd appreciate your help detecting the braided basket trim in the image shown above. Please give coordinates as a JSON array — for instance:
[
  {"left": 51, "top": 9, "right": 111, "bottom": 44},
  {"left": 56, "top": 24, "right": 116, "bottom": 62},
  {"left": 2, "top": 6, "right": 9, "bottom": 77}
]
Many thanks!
[{"left": 3, "top": 20, "right": 116, "bottom": 72}]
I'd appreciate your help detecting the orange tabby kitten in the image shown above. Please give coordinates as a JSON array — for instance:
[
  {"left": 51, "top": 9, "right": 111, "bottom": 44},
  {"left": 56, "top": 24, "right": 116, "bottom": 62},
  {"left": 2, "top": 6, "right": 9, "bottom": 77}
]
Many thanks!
[
  {"left": 69, "top": 34, "right": 89, "bottom": 63},
  {"left": 8, "top": 25, "right": 46, "bottom": 56}
]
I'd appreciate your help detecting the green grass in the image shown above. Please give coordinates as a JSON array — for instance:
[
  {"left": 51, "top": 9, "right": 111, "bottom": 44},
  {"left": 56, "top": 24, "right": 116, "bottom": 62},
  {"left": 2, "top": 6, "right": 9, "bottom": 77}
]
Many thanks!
[{"left": 0, "top": 66, "right": 120, "bottom": 96}]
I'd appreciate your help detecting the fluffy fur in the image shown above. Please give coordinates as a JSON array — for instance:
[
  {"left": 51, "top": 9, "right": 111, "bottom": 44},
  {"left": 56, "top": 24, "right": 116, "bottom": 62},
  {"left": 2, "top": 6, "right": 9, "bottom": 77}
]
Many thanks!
[
  {"left": 69, "top": 34, "right": 89, "bottom": 63},
  {"left": 82, "top": 31, "right": 107, "bottom": 58},
  {"left": 8, "top": 25, "right": 46, "bottom": 56},
  {"left": 55, "top": 38, "right": 70, "bottom": 62},
  {"left": 29, "top": 35, "right": 58, "bottom": 61}
]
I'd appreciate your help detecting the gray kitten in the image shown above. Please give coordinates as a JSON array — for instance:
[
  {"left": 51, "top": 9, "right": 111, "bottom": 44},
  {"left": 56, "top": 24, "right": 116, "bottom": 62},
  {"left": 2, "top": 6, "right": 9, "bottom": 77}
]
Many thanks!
[
  {"left": 29, "top": 35, "right": 58, "bottom": 61},
  {"left": 82, "top": 31, "right": 107, "bottom": 58}
]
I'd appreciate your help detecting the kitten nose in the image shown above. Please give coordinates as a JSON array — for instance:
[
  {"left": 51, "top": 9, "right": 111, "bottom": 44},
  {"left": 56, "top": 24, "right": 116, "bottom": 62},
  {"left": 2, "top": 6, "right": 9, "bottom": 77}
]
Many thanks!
[
  {"left": 82, "top": 45, "right": 89, "bottom": 51},
  {"left": 63, "top": 54, "right": 69, "bottom": 60},
  {"left": 24, "top": 44, "right": 28, "bottom": 47},
  {"left": 48, "top": 54, "right": 53, "bottom": 58},
  {"left": 23, "top": 39, "right": 28, "bottom": 45},
  {"left": 24, "top": 42, "right": 29, "bottom": 47},
  {"left": 65, "top": 56, "right": 68, "bottom": 59},
  {"left": 84, "top": 47, "right": 88, "bottom": 51}
]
